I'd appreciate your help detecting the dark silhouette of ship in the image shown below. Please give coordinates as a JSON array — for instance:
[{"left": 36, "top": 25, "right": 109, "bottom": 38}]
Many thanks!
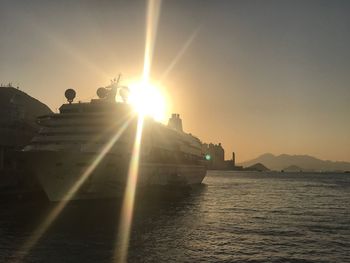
[{"left": 22, "top": 81, "right": 207, "bottom": 201}]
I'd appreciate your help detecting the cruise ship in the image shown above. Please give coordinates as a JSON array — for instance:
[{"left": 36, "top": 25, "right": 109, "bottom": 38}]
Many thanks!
[{"left": 22, "top": 82, "right": 207, "bottom": 201}]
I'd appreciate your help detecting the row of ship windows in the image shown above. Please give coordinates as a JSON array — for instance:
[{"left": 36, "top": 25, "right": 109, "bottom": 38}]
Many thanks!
[
  {"left": 56, "top": 162, "right": 117, "bottom": 167},
  {"left": 38, "top": 130, "right": 133, "bottom": 135},
  {"left": 31, "top": 141, "right": 199, "bottom": 154},
  {"left": 39, "top": 131, "right": 122, "bottom": 135},
  {"left": 60, "top": 107, "right": 122, "bottom": 114},
  {"left": 54, "top": 152, "right": 200, "bottom": 168},
  {"left": 54, "top": 157, "right": 199, "bottom": 168},
  {"left": 43, "top": 113, "right": 125, "bottom": 118},
  {"left": 58, "top": 111, "right": 122, "bottom": 115},
  {"left": 31, "top": 141, "right": 125, "bottom": 145}
]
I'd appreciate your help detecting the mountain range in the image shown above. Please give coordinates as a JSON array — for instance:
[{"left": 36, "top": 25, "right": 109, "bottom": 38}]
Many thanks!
[{"left": 238, "top": 153, "right": 350, "bottom": 172}]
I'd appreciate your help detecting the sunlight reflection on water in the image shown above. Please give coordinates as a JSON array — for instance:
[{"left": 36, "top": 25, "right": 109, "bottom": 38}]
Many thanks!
[{"left": 1, "top": 171, "right": 349, "bottom": 262}]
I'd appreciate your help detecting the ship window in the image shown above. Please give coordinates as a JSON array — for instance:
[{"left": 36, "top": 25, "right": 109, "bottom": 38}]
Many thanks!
[{"left": 61, "top": 109, "right": 79, "bottom": 113}]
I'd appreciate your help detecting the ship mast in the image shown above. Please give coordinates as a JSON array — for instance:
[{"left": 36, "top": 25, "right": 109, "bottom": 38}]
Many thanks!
[
  {"left": 106, "top": 74, "right": 121, "bottom": 101},
  {"left": 95, "top": 74, "right": 129, "bottom": 103}
]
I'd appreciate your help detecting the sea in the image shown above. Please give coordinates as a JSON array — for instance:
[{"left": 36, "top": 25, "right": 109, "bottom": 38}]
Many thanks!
[{"left": 1, "top": 171, "right": 349, "bottom": 263}]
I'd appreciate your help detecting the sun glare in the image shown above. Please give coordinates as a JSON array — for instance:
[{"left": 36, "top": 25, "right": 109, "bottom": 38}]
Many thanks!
[{"left": 128, "top": 82, "right": 167, "bottom": 122}]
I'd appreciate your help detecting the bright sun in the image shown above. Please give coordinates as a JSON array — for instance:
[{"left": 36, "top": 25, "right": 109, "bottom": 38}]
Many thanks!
[{"left": 127, "top": 81, "right": 167, "bottom": 122}]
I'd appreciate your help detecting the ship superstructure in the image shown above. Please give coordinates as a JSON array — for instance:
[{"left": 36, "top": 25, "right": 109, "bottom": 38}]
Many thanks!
[{"left": 23, "top": 82, "right": 206, "bottom": 201}]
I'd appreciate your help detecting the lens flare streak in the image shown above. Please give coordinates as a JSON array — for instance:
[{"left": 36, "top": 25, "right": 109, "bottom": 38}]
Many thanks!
[
  {"left": 142, "top": 0, "right": 162, "bottom": 83},
  {"left": 115, "top": 0, "right": 162, "bottom": 261},
  {"left": 159, "top": 29, "right": 200, "bottom": 83},
  {"left": 115, "top": 116, "right": 144, "bottom": 263}
]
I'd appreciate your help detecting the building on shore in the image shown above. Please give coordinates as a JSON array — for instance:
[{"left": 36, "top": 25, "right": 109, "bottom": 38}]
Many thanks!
[
  {"left": 202, "top": 142, "right": 242, "bottom": 170},
  {"left": 0, "top": 84, "right": 52, "bottom": 194}
]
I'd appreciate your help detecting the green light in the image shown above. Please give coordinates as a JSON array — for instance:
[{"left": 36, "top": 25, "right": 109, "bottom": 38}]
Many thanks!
[{"left": 205, "top": 154, "right": 211, "bottom": 161}]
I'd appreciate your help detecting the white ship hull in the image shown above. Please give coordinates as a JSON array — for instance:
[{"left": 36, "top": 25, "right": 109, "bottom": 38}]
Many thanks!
[{"left": 24, "top": 151, "right": 206, "bottom": 201}]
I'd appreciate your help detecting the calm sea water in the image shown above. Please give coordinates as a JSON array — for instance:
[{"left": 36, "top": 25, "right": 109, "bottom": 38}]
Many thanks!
[{"left": 1, "top": 171, "right": 349, "bottom": 262}]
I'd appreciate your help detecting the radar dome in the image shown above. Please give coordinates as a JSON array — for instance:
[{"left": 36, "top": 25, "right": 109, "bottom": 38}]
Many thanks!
[
  {"left": 65, "top": 89, "right": 76, "bottom": 103},
  {"left": 97, "top": 87, "right": 108, "bottom": 99}
]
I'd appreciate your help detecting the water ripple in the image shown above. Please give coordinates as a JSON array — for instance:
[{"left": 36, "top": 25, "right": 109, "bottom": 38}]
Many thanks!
[{"left": 1, "top": 172, "right": 349, "bottom": 262}]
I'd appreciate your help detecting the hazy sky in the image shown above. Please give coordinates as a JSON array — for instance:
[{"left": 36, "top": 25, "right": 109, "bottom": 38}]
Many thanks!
[{"left": 1, "top": 0, "right": 349, "bottom": 162}]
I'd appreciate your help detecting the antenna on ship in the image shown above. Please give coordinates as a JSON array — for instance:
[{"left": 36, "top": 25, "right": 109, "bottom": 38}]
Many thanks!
[
  {"left": 114, "top": 74, "right": 129, "bottom": 103},
  {"left": 105, "top": 74, "right": 121, "bottom": 101},
  {"left": 112, "top": 74, "right": 121, "bottom": 86},
  {"left": 96, "top": 74, "right": 129, "bottom": 103}
]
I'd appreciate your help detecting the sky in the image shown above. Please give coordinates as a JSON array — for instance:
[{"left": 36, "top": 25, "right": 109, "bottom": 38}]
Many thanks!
[{"left": 1, "top": 0, "right": 349, "bottom": 162}]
